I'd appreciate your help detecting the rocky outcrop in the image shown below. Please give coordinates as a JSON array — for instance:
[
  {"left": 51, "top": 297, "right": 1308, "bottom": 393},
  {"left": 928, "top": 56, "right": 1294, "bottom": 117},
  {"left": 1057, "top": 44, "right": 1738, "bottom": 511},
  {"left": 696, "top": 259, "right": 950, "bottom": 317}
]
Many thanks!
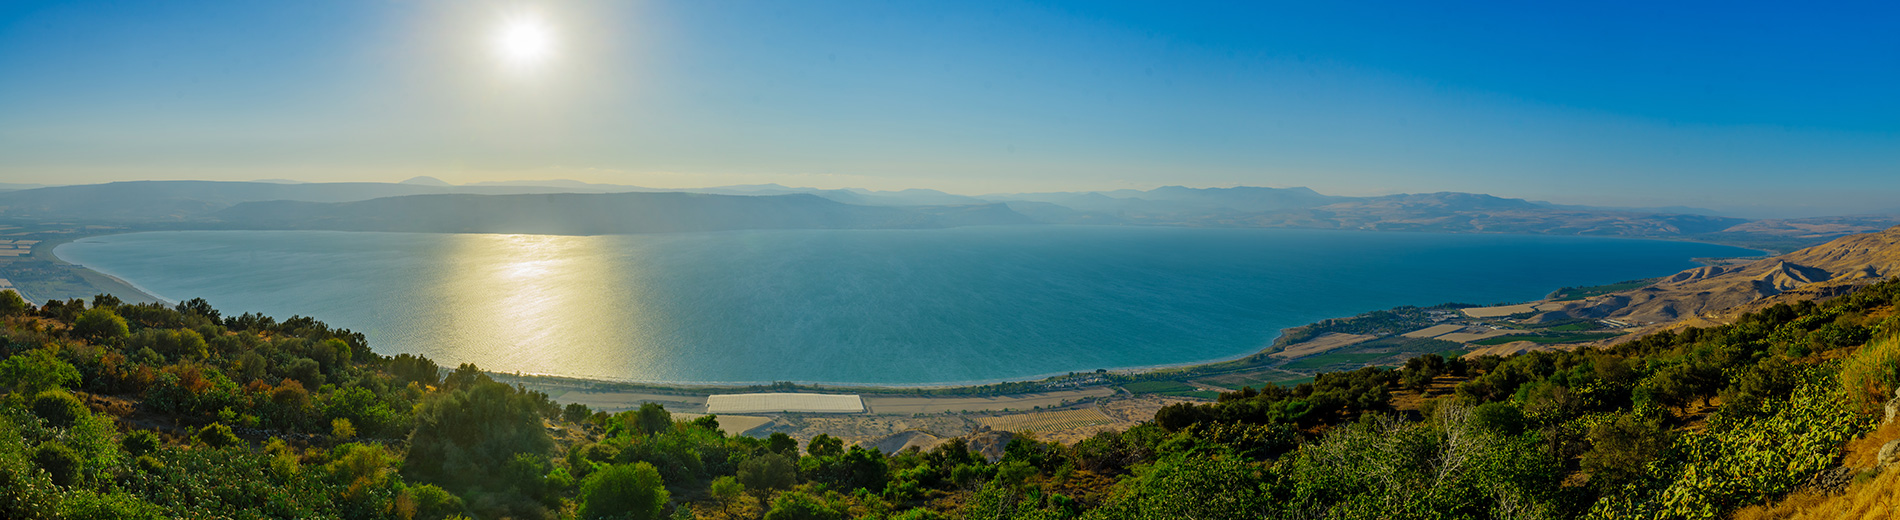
[
  {"left": 965, "top": 427, "right": 1017, "bottom": 463},
  {"left": 866, "top": 430, "right": 946, "bottom": 454},
  {"left": 1559, "top": 225, "right": 1900, "bottom": 329}
]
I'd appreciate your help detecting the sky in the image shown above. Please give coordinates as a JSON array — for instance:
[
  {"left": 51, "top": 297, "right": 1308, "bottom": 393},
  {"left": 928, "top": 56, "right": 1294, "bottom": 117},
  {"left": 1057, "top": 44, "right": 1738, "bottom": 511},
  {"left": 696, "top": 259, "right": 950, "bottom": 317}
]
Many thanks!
[{"left": 0, "top": 1, "right": 1895, "bottom": 218}]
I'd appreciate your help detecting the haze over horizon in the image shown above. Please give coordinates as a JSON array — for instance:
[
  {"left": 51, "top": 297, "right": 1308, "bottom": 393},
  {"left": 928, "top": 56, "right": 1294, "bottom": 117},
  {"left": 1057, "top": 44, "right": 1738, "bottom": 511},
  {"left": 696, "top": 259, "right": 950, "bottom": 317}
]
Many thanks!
[{"left": 2, "top": 1, "right": 1897, "bottom": 218}]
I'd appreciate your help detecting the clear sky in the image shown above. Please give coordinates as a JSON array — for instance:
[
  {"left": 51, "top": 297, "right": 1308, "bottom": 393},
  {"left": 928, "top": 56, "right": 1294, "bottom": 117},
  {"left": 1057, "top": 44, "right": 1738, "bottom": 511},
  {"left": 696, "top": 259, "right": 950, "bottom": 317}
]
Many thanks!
[{"left": 1, "top": 1, "right": 1895, "bottom": 217}]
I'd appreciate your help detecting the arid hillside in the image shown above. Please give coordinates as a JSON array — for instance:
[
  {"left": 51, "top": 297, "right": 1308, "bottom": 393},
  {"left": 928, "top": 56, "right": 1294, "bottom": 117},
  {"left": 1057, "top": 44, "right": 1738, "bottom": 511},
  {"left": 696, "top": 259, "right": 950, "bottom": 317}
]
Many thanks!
[{"left": 1554, "top": 224, "right": 1900, "bottom": 329}]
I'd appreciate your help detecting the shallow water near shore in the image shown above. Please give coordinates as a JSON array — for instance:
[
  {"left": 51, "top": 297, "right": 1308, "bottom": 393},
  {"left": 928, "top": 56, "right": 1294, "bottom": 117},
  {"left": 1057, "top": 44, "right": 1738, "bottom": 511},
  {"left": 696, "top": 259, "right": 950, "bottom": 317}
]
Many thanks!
[{"left": 57, "top": 226, "right": 1756, "bottom": 385}]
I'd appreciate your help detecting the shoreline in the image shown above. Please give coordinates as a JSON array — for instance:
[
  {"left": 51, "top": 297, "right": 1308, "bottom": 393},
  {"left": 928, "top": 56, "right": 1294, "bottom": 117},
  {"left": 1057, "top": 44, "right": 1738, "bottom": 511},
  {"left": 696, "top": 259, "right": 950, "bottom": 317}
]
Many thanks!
[
  {"left": 22, "top": 230, "right": 164, "bottom": 305},
  {"left": 42, "top": 226, "right": 1774, "bottom": 395},
  {"left": 44, "top": 236, "right": 170, "bottom": 304}
]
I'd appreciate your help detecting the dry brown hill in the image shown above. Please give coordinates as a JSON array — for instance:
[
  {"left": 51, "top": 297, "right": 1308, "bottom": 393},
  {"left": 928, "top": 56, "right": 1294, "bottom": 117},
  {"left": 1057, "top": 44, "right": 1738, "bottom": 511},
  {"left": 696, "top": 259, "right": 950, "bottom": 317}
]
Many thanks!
[{"left": 1552, "top": 225, "right": 1900, "bottom": 330}]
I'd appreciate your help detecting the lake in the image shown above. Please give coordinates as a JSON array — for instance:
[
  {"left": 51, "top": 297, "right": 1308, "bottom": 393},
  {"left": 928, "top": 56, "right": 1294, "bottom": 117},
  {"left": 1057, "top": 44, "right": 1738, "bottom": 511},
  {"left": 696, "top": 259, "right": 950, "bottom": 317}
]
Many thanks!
[{"left": 56, "top": 226, "right": 1757, "bottom": 385}]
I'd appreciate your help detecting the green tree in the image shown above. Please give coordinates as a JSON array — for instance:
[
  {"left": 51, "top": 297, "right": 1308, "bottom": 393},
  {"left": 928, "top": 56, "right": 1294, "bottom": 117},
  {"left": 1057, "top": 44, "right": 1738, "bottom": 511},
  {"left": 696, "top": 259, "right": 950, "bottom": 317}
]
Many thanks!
[
  {"left": 628, "top": 402, "right": 672, "bottom": 436},
  {"left": 404, "top": 377, "right": 555, "bottom": 499},
  {"left": 738, "top": 453, "right": 798, "bottom": 498},
  {"left": 807, "top": 434, "right": 844, "bottom": 458},
  {"left": 709, "top": 476, "right": 747, "bottom": 519},
  {"left": 30, "top": 390, "right": 88, "bottom": 428},
  {"left": 0, "top": 289, "right": 28, "bottom": 317},
  {"left": 578, "top": 462, "right": 669, "bottom": 520},
  {"left": 766, "top": 432, "right": 799, "bottom": 456},
  {"left": 564, "top": 403, "right": 592, "bottom": 424},
  {"left": 72, "top": 307, "right": 129, "bottom": 343},
  {"left": 0, "top": 349, "right": 80, "bottom": 397},
  {"left": 1582, "top": 413, "right": 1673, "bottom": 487}
]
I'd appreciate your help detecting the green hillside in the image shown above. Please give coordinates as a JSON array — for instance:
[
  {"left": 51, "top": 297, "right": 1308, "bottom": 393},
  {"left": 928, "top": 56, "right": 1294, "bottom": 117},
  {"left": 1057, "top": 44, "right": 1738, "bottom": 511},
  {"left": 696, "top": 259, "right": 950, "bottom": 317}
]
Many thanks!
[{"left": 2, "top": 279, "right": 1899, "bottom": 519}]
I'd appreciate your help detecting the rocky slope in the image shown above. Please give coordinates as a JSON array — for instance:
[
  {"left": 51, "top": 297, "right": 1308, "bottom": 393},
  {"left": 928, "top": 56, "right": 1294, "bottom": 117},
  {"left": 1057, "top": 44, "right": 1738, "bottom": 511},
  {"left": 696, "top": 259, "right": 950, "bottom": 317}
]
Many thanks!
[{"left": 1550, "top": 224, "right": 1900, "bottom": 328}]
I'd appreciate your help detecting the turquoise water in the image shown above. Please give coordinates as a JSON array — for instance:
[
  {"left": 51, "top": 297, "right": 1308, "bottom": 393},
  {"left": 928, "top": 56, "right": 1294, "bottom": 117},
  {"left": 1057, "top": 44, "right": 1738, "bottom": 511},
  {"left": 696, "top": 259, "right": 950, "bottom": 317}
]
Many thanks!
[{"left": 57, "top": 227, "right": 1756, "bottom": 385}]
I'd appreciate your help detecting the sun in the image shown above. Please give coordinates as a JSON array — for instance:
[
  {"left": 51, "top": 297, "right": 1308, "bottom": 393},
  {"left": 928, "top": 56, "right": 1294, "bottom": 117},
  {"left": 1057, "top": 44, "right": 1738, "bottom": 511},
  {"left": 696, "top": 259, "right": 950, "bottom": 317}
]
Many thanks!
[{"left": 492, "top": 12, "right": 556, "bottom": 72}]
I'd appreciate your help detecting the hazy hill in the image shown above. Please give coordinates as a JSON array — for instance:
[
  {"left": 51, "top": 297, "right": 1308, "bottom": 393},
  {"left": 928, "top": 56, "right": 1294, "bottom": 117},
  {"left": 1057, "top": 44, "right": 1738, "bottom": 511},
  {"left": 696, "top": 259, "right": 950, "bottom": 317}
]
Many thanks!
[
  {"left": 6, "top": 180, "right": 1894, "bottom": 249},
  {"left": 1213, "top": 192, "right": 1749, "bottom": 236},
  {"left": 0, "top": 180, "right": 634, "bottom": 220},
  {"left": 212, "top": 192, "right": 1033, "bottom": 234},
  {"left": 1551, "top": 224, "right": 1900, "bottom": 327},
  {"left": 987, "top": 185, "right": 1339, "bottom": 215}
]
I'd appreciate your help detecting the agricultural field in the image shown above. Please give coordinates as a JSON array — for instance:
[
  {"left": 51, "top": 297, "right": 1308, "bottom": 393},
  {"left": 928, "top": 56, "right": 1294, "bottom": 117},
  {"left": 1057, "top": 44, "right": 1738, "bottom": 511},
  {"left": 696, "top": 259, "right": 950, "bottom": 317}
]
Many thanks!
[
  {"left": 706, "top": 393, "right": 864, "bottom": 414},
  {"left": 977, "top": 408, "right": 1115, "bottom": 434},
  {"left": 1120, "top": 380, "right": 1219, "bottom": 399},
  {"left": 1470, "top": 332, "right": 1622, "bottom": 345},
  {"left": 1195, "top": 367, "right": 1312, "bottom": 390},
  {"left": 1279, "top": 336, "right": 1465, "bottom": 372}
]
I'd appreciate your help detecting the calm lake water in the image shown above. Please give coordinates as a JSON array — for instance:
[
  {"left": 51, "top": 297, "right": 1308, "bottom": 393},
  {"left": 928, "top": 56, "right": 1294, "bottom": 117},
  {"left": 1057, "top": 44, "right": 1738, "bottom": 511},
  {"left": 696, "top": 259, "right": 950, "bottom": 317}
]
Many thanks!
[{"left": 57, "top": 227, "right": 1756, "bottom": 385}]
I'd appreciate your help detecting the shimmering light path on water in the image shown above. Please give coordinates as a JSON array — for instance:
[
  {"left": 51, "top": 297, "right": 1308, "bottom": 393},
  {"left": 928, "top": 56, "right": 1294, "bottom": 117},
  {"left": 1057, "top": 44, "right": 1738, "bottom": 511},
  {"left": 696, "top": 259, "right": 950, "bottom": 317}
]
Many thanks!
[{"left": 57, "top": 227, "right": 1757, "bottom": 385}]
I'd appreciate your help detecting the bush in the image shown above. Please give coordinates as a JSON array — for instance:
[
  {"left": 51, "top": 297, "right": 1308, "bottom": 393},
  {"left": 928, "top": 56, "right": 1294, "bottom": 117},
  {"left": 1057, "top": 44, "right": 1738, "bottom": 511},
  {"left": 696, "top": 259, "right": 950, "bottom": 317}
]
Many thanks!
[
  {"left": 578, "top": 462, "right": 668, "bottom": 520},
  {"left": 332, "top": 418, "right": 356, "bottom": 440},
  {"left": 0, "top": 349, "right": 81, "bottom": 397},
  {"left": 30, "top": 391, "right": 88, "bottom": 428},
  {"left": 194, "top": 423, "right": 239, "bottom": 448},
  {"left": 32, "top": 442, "right": 81, "bottom": 486},
  {"left": 121, "top": 430, "right": 161, "bottom": 457},
  {"left": 404, "top": 484, "right": 465, "bottom": 520},
  {"left": 72, "top": 308, "right": 129, "bottom": 343},
  {"left": 56, "top": 490, "right": 166, "bottom": 520},
  {"left": 763, "top": 491, "right": 842, "bottom": 520}
]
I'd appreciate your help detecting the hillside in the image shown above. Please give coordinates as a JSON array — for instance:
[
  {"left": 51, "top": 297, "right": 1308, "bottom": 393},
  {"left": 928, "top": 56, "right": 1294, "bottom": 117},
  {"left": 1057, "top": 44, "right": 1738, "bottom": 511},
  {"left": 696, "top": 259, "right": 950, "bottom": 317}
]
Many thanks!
[
  {"left": 212, "top": 192, "right": 1032, "bottom": 234},
  {"left": 6, "top": 276, "right": 1900, "bottom": 518},
  {"left": 1548, "top": 224, "right": 1900, "bottom": 328}
]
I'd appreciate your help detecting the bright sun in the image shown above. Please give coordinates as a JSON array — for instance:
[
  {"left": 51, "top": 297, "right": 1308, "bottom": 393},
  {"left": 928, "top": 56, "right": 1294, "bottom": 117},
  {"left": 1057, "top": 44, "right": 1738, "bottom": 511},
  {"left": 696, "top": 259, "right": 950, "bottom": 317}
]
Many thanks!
[{"left": 492, "top": 12, "right": 555, "bottom": 72}]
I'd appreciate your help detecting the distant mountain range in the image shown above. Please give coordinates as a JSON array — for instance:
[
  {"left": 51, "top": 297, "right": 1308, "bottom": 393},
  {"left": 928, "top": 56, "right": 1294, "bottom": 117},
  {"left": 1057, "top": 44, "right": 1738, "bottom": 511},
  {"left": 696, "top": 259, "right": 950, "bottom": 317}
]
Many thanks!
[
  {"left": 3, "top": 180, "right": 1897, "bottom": 249},
  {"left": 212, "top": 192, "right": 1030, "bottom": 234}
]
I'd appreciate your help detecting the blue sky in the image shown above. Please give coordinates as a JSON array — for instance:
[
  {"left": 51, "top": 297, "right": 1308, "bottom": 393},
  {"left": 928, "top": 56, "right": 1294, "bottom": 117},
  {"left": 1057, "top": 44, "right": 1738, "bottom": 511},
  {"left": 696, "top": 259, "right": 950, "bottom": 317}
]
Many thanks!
[{"left": 0, "top": 0, "right": 1895, "bottom": 217}]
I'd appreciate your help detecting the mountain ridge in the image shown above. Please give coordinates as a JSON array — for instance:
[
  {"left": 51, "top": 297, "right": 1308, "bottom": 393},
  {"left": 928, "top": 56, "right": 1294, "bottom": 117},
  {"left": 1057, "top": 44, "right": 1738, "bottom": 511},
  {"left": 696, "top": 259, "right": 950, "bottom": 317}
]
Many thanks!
[
  {"left": 5, "top": 180, "right": 1898, "bottom": 248},
  {"left": 211, "top": 192, "right": 1033, "bottom": 234}
]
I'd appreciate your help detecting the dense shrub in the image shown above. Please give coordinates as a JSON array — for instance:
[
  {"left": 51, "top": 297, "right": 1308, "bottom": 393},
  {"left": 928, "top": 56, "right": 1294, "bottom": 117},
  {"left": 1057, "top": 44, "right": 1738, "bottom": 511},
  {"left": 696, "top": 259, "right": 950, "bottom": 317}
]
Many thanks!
[
  {"left": 579, "top": 462, "right": 669, "bottom": 520},
  {"left": 29, "top": 391, "right": 87, "bottom": 428}
]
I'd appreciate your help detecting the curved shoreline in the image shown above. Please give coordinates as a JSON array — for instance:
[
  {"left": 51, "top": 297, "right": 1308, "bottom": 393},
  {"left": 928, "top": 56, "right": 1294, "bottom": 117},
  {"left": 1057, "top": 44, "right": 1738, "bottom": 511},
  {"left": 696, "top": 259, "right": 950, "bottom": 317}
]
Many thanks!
[
  {"left": 49, "top": 228, "right": 1770, "bottom": 393},
  {"left": 31, "top": 233, "right": 164, "bottom": 304}
]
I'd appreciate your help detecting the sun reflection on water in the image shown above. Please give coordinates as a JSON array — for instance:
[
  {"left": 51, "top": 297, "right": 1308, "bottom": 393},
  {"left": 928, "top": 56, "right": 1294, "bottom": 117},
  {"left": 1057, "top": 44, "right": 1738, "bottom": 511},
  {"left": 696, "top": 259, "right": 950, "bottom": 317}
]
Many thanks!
[{"left": 432, "top": 234, "right": 659, "bottom": 377}]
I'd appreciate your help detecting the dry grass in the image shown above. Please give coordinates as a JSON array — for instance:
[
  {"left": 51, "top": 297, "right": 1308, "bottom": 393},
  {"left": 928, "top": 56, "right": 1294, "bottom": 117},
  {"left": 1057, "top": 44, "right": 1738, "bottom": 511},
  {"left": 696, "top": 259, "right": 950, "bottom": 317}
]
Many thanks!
[
  {"left": 1840, "top": 336, "right": 1900, "bottom": 412},
  {"left": 1730, "top": 469, "right": 1900, "bottom": 520},
  {"left": 1842, "top": 420, "right": 1900, "bottom": 470}
]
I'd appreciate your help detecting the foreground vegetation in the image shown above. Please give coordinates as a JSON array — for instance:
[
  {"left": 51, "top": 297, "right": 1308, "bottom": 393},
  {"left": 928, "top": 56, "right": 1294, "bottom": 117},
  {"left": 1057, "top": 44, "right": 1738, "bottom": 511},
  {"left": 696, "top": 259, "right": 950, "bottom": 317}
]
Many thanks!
[{"left": 2, "top": 277, "right": 1900, "bottom": 519}]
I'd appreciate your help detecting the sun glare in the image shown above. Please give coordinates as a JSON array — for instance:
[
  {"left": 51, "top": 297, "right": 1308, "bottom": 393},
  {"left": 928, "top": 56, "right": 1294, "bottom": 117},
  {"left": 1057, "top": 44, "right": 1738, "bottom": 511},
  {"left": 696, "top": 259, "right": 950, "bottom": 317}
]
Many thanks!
[{"left": 492, "top": 12, "right": 556, "bottom": 72}]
